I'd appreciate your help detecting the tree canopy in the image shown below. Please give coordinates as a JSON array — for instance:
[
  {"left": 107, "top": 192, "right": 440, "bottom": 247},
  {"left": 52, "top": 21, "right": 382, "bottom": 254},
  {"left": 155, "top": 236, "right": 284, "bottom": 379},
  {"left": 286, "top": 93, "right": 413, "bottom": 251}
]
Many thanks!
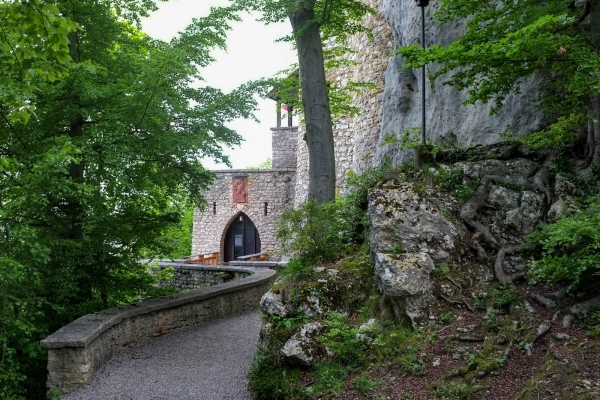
[
  {"left": 0, "top": 0, "right": 77, "bottom": 123},
  {"left": 0, "top": 1, "right": 257, "bottom": 398}
]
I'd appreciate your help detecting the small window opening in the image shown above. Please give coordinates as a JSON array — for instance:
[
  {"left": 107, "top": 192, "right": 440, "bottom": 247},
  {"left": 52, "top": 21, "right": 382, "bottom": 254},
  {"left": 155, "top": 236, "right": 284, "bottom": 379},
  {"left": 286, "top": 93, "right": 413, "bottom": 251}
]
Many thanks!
[
  {"left": 213, "top": 202, "right": 216, "bottom": 214},
  {"left": 264, "top": 202, "right": 268, "bottom": 216}
]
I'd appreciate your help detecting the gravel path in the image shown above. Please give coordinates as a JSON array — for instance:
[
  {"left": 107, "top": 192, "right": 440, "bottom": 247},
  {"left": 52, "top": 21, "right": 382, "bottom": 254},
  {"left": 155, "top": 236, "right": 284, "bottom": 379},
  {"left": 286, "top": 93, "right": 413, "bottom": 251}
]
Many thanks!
[{"left": 63, "top": 310, "right": 262, "bottom": 400}]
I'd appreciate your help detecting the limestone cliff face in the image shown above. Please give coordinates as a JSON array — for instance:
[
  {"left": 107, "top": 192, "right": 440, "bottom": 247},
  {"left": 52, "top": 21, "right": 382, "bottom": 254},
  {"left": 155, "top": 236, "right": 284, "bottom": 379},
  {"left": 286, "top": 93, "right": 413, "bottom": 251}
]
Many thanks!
[
  {"left": 293, "top": 0, "right": 548, "bottom": 203},
  {"left": 376, "top": 0, "right": 545, "bottom": 167}
]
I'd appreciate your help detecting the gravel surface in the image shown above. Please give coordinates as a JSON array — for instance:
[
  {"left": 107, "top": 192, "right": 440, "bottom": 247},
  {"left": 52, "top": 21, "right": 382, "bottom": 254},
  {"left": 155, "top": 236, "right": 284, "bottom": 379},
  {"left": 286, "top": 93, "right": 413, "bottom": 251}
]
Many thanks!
[{"left": 63, "top": 310, "right": 262, "bottom": 400}]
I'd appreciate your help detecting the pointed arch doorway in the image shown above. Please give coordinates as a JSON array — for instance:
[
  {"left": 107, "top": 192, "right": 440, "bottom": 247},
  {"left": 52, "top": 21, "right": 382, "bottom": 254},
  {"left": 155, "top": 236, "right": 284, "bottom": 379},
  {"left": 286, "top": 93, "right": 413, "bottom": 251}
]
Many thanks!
[{"left": 223, "top": 213, "right": 261, "bottom": 262}]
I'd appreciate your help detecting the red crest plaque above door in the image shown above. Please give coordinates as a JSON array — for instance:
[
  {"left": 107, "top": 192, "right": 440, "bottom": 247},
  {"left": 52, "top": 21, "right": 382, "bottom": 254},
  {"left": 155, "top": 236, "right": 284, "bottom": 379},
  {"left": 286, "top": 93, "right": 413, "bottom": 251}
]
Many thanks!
[{"left": 232, "top": 177, "right": 248, "bottom": 203}]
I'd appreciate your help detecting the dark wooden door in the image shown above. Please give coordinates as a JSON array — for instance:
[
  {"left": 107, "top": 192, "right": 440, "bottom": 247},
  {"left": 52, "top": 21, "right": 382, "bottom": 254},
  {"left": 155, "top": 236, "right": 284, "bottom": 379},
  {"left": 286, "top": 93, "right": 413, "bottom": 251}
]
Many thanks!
[{"left": 224, "top": 213, "right": 261, "bottom": 262}]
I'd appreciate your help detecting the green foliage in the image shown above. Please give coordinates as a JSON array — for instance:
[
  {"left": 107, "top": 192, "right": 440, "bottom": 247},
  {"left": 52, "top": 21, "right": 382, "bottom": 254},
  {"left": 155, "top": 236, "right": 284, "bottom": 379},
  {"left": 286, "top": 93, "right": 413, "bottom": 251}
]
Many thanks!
[
  {"left": 279, "top": 258, "right": 317, "bottom": 281},
  {"left": 277, "top": 199, "right": 348, "bottom": 263},
  {"left": 580, "top": 309, "right": 600, "bottom": 339},
  {"left": 236, "top": 0, "right": 376, "bottom": 125},
  {"left": 432, "top": 168, "right": 477, "bottom": 200},
  {"left": 342, "top": 168, "right": 384, "bottom": 243},
  {"left": 0, "top": 0, "right": 78, "bottom": 123},
  {"left": 526, "top": 196, "right": 600, "bottom": 291},
  {"left": 382, "top": 127, "right": 423, "bottom": 149},
  {"left": 351, "top": 371, "right": 385, "bottom": 394},
  {"left": 246, "top": 157, "right": 272, "bottom": 170},
  {"left": 503, "top": 114, "right": 583, "bottom": 149},
  {"left": 272, "top": 314, "right": 310, "bottom": 330},
  {"left": 0, "top": 2, "right": 258, "bottom": 398},
  {"left": 277, "top": 169, "right": 382, "bottom": 264},
  {"left": 487, "top": 285, "right": 518, "bottom": 308},
  {"left": 396, "top": 351, "right": 425, "bottom": 375},
  {"left": 248, "top": 346, "right": 308, "bottom": 400},
  {"left": 441, "top": 311, "right": 454, "bottom": 324},
  {"left": 308, "top": 361, "right": 349, "bottom": 396},
  {"left": 398, "top": 0, "right": 600, "bottom": 150},
  {"left": 432, "top": 380, "right": 482, "bottom": 400},
  {"left": 370, "top": 322, "right": 425, "bottom": 375},
  {"left": 317, "top": 312, "right": 368, "bottom": 366}
]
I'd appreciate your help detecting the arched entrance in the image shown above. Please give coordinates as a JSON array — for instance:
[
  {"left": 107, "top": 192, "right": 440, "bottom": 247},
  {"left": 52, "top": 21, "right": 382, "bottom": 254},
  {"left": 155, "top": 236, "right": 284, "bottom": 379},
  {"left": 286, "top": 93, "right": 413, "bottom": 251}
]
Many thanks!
[{"left": 223, "top": 213, "right": 261, "bottom": 262}]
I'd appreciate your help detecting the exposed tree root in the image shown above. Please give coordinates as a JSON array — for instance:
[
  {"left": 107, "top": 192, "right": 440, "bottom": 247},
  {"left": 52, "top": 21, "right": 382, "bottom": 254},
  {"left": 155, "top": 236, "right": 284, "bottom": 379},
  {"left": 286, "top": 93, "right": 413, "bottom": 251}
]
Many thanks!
[
  {"left": 444, "top": 276, "right": 463, "bottom": 292},
  {"left": 460, "top": 175, "right": 509, "bottom": 249},
  {"left": 460, "top": 153, "right": 555, "bottom": 264},
  {"left": 462, "top": 297, "right": 475, "bottom": 313},
  {"left": 494, "top": 245, "right": 525, "bottom": 285},
  {"left": 529, "top": 156, "right": 553, "bottom": 209},
  {"left": 530, "top": 292, "right": 557, "bottom": 308},
  {"left": 440, "top": 294, "right": 463, "bottom": 307},
  {"left": 569, "top": 294, "right": 600, "bottom": 318},
  {"left": 469, "top": 232, "right": 488, "bottom": 262},
  {"left": 457, "top": 336, "right": 485, "bottom": 342},
  {"left": 524, "top": 320, "right": 552, "bottom": 356},
  {"left": 439, "top": 294, "right": 475, "bottom": 313}
]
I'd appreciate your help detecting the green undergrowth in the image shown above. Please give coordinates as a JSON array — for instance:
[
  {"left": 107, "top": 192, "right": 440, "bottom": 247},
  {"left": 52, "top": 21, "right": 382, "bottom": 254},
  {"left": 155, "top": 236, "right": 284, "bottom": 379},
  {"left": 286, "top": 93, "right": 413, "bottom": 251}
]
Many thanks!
[
  {"left": 249, "top": 169, "right": 433, "bottom": 399},
  {"left": 248, "top": 242, "right": 440, "bottom": 399},
  {"left": 524, "top": 195, "right": 600, "bottom": 292}
]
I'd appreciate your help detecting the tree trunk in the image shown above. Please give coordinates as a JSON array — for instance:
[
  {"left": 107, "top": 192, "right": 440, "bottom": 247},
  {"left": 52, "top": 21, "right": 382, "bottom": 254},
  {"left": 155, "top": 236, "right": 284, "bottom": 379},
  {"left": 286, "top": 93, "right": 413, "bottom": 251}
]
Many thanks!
[{"left": 289, "top": 1, "right": 336, "bottom": 204}]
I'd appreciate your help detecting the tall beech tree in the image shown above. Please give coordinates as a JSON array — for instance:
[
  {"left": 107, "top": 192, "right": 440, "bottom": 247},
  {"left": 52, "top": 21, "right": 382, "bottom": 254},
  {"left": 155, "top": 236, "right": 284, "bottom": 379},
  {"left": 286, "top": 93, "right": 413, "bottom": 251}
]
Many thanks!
[
  {"left": 236, "top": 0, "right": 374, "bottom": 203},
  {"left": 0, "top": 2, "right": 256, "bottom": 398},
  {"left": 400, "top": 0, "right": 600, "bottom": 173}
]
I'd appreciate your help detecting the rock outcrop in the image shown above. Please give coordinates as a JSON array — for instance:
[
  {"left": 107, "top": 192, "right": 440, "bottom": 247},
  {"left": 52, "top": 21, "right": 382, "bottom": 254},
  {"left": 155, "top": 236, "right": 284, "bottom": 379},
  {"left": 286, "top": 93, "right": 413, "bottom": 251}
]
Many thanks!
[
  {"left": 369, "top": 179, "right": 461, "bottom": 324},
  {"left": 280, "top": 322, "right": 324, "bottom": 367},
  {"left": 377, "top": 1, "right": 545, "bottom": 167}
]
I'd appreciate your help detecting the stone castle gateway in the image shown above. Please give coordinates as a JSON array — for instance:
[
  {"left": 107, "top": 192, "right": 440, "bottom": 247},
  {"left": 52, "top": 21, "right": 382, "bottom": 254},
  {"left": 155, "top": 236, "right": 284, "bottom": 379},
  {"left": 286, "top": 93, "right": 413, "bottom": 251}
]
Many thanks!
[{"left": 191, "top": 124, "right": 298, "bottom": 262}]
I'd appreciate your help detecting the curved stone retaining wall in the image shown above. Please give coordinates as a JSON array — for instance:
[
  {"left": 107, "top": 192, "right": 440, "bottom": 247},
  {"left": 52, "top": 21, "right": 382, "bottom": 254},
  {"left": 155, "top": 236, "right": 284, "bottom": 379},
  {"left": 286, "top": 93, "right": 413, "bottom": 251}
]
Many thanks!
[
  {"left": 159, "top": 262, "right": 254, "bottom": 290},
  {"left": 40, "top": 267, "right": 275, "bottom": 395}
]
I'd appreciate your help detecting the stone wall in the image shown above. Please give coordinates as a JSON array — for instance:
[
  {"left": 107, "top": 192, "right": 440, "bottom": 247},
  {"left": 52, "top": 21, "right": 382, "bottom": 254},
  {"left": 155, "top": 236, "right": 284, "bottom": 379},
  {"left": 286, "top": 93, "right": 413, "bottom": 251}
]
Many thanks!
[
  {"left": 160, "top": 263, "right": 252, "bottom": 291},
  {"left": 272, "top": 126, "right": 298, "bottom": 169},
  {"left": 40, "top": 267, "right": 275, "bottom": 395},
  {"left": 294, "top": 0, "right": 393, "bottom": 203},
  {"left": 192, "top": 169, "right": 296, "bottom": 261}
]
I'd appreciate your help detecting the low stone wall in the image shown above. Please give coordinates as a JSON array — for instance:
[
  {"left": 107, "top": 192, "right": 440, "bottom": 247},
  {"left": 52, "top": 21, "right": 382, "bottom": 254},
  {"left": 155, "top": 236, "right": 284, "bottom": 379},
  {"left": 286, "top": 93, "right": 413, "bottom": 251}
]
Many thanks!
[
  {"left": 228, "top": 260, "right": 287, "bottom": 269},
  {"left": 40, "top": 267, "right": 275, "bottom": 395},
  {"left": 159, "top": 262, "right": 254, "bottom": 290}
]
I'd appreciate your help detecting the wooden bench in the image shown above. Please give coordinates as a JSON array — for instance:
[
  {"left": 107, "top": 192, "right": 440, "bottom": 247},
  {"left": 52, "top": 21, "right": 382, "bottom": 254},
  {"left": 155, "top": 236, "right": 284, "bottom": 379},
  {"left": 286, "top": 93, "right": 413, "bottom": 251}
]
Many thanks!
[
  {"left": 237, "top": 252, "right": 268, "bottom": 261},
  {"left": 187, "top": 252, "right": 218, "bottom": 265}
]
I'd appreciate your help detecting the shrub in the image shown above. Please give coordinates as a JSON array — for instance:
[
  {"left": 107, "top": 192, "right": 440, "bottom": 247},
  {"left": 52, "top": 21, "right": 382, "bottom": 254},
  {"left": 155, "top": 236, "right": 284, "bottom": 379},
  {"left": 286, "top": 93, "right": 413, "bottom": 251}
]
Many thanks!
[
  {"left": 526, "top": 196, "right": 600, "bottom": 291},
  {"left": 317, "top": 312, "right": 367, "bottom": 367},
  {"left": 433, "top": 167, "right": 477, "bottom": 200},
  {"left": 277, "top": 199, "right": 348, "bottom": 263},
  {"left": 277, "top": 169, "right": 383, "bottom": 264},
  {"left": 248, "top": 347, "right": 307, "bottom": 400}
]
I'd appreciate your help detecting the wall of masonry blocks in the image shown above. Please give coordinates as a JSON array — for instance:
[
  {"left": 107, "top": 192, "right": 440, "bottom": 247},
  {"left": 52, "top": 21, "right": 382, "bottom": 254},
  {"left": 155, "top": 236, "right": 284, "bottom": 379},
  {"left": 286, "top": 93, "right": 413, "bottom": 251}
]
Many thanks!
[
  {"left": 272, "top": 127, "right": 298, "bottom": 169},
  {"left": 294, "top": 0, "right": 393, "bottom": 203},
  {"left": 192, "top": 168, "right": 296, "bottom": 261},
  {"left": 159, "top": 265, "right": 252, "bottom": 291}
]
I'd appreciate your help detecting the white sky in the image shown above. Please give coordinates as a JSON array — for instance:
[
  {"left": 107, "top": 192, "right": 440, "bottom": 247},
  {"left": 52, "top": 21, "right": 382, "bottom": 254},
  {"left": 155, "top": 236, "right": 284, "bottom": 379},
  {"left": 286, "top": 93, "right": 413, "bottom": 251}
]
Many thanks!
[{"left": 141, "top": 0, "right": 296, "bottom": 169}]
